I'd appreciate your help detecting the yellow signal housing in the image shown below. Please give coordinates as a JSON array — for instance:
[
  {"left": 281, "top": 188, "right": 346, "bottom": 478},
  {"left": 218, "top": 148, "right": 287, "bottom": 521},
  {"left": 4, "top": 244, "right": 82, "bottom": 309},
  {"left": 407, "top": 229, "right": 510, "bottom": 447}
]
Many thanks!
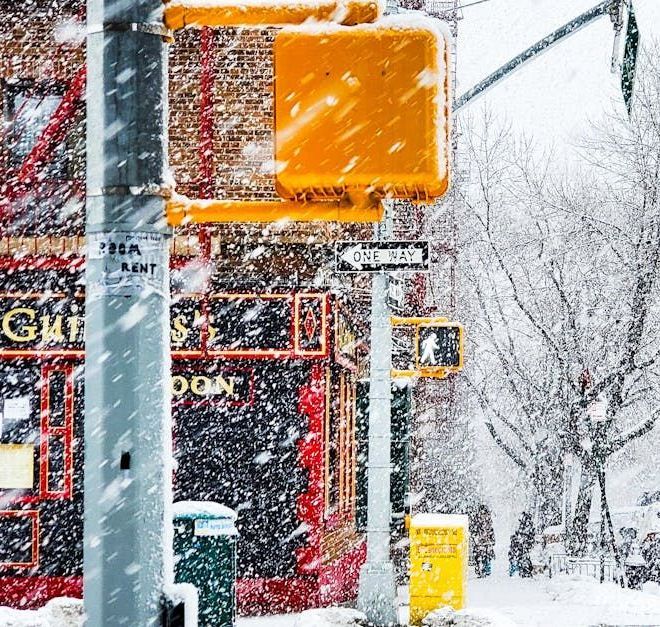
[
  {"left": 274, "top": 20, "right": 451, "bottom": 204},
  {"left": 390, "top": 317, "right": 463, "bottom": 380},
  {"left": 164, "top": 0, "right": 383, "bottom": 30}
]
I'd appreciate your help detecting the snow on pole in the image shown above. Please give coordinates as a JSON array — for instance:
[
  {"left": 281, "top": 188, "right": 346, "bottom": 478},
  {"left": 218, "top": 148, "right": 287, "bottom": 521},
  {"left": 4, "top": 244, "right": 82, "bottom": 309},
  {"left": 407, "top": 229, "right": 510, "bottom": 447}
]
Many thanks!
[{"left": 357, "top": 264, "right": 398, "bottom": 625}]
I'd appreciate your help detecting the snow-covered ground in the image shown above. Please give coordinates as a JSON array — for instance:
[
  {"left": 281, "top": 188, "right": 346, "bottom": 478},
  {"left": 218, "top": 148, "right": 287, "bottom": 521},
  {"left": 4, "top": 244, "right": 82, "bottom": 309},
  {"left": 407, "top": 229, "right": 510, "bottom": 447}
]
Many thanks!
[
  {"left": 468, "top": 574, "right": 660, "bottom": 627},
  {"left": 240, "top": 616, "right": 297, "bottom": 627},
  {"left": 237, "top": 575, "right": 660, "bottom": 627},
  {"left": 2, "top": 575, "right": 660, "bottom": 626},
  {"left": 0, "top": 598, "right": 83, "bottom": 627}
]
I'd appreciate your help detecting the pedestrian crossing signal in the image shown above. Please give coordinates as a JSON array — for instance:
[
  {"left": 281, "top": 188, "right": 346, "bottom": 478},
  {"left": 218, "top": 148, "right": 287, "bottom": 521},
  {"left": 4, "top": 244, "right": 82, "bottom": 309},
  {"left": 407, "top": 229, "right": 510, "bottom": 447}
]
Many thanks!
[
  {"left": 390, "top": 317, "right": 464, "bottom": 379},
  {"left": 416, "top": 323, "right": 463, "bottom": 375}
]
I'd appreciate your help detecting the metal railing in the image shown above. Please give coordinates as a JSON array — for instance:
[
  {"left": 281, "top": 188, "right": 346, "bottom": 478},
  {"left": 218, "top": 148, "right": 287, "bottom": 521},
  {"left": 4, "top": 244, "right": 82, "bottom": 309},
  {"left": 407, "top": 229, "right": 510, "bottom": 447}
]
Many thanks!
[{"left": 548, "top": 553, "right": 617, "bottom": 582}]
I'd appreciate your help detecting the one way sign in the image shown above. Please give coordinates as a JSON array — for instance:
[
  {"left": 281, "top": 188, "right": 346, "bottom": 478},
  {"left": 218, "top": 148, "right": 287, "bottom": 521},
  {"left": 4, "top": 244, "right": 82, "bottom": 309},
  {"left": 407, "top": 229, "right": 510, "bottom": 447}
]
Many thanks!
[{"left": 335, "top": 241, "right": 429, "bottom": 272}]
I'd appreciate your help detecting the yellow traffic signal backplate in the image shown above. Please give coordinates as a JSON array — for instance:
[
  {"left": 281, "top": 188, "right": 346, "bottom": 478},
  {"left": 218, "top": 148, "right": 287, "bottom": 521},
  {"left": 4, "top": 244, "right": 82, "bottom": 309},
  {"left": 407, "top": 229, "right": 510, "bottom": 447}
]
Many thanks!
[
  {"left": 274, "top": 19, "right": 452, "bottom": 203},
  {"left": 164, "top": 0, "right": 382, "bottom": 30}
]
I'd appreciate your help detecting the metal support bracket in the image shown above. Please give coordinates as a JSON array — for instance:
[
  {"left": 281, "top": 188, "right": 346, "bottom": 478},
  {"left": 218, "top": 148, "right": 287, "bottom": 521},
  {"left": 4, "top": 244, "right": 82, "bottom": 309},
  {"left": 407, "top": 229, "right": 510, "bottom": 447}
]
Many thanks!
[
  {"left": 166, "top": 197, "right": 384, "bottom": 225},
  {"left": 87, "top": 185, "right": 173, "bottom": 198},
  {"left": 87, "top": 22, "right": 174, "bottom": 41}
]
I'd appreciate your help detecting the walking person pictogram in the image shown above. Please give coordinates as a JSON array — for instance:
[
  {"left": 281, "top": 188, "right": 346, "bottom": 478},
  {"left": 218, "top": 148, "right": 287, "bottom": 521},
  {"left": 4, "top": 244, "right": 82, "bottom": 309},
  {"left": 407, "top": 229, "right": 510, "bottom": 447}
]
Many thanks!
[{"left": 420, "top": 332, "right": 439, "bottom": 365}]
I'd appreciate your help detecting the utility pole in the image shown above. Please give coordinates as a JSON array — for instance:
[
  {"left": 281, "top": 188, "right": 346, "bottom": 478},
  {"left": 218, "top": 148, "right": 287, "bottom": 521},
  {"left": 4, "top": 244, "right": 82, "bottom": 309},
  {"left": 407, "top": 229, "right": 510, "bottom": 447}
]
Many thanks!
[
  {"left": 356, "top": 0, "right": 400, "bottom": 599},
  {"left": 357, "top": 207, "right": 399, "bottom": 626},
  {"left": 85, "top": 0, "right": 172, "bottom": 624}
]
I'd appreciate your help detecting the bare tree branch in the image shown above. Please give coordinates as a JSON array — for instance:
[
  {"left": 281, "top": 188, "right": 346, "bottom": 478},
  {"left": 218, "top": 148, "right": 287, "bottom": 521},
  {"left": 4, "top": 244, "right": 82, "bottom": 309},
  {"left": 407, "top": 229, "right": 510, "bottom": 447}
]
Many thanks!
[
  {"left": 607, "top": 411, "right": 660, "bottom": 454},
  {"left": 484, "top": 422, "right": 528, "bottom": 469}
]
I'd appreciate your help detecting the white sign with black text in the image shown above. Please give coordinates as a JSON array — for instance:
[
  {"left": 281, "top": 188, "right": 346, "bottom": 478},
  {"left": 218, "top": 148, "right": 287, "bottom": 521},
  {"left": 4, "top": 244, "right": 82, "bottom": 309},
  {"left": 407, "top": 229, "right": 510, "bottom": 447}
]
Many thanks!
[
  {"left": 87, "top": 231, "right": 168, "bottom": 297},
  {"left": 335, "top": 241, "right": 430, "bottom": 272}
]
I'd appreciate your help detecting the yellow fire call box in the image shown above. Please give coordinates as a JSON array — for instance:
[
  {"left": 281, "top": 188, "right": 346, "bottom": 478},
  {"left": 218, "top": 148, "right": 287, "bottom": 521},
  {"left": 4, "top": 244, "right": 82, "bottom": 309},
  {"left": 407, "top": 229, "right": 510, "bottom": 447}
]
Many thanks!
[{"left": 409, "top": 513, "right": 469, "bottom": 626}]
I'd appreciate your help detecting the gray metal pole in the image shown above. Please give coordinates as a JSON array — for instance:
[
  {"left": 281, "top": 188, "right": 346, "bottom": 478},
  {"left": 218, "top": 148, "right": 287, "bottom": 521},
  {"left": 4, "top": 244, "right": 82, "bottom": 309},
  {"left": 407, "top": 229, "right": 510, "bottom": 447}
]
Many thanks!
[
  {"left": 85, "top": 0, "right": 172, "bottom": 625},
  {"left": 357, "top": 4, "right": 399, "bottom": 622},
  {"left": 357, "top": 213, "right": 398, "bottom": 626}
]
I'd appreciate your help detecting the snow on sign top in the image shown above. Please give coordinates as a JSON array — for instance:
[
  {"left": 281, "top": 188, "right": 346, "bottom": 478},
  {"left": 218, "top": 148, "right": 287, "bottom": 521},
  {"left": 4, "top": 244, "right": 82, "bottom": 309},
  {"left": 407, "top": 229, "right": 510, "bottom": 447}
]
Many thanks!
[
  {"left": 163, "top": 0, "right": 384, "bottom": 29},
  {"left": 335, "top": 240, "right": 430, "bottom": 272},
  {"left": 411, "top": 513, "right": 469, "bottom": 529},
  {"left": 172, "top": 500, "right": 238, "bottom": 520}
]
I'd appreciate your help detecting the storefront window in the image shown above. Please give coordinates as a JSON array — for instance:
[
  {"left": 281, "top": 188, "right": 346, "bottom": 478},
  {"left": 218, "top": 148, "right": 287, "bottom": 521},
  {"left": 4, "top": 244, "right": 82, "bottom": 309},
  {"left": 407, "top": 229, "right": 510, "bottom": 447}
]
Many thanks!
[{"left": 325, "top": 369, "right": 357, "bottom": 517}]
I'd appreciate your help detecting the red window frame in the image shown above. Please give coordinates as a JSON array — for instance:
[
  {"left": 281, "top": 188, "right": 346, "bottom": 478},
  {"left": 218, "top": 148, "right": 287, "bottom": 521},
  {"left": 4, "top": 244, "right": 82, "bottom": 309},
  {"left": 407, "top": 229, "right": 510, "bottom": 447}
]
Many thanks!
[
  {"left": 0, "top": 510, "right": 39, "bottom": 569},
  {"left": 39, "top": 364, "right": 74, "bottom": 499}
]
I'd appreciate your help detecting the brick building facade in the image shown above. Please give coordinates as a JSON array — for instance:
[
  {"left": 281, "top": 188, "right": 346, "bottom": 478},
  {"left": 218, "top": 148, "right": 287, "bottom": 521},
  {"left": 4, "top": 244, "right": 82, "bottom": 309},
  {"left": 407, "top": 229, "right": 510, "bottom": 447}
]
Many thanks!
[{"left": 0, "top": 0, "right": 373, "bottom": 614}]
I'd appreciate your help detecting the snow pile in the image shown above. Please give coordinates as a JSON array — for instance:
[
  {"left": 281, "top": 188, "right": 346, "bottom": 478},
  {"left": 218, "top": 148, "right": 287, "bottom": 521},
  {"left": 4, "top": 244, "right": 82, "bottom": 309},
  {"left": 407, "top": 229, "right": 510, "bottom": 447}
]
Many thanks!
[
  {"left": 41, "top": 598, "right": 83, "bottom": 626},
  {"left": 293, "top": 607, "right": 367, "bottom": 627},
  {"left": 163, "top": 583, "right": 198, "bottom": 627},
  {"left": 545, "top": 575, "right": 660, "bottom": 619},
  {"left": 53, "top": 18, "right": 85, "bottom": 45},
  {"left": 0, "top": 598, "right": 83, "bottom": 627},
  {"left": 422, "top": 606, "right": 516, "bottom": 627},
  {"left": 0, "top": 608, "right": 43, "bottom": 627},
  {"left": 643, "top": 581, "right": 660, "bottom": 596},
  {"left": 412, "top": 513, "right": 469, "bottom": 529}
]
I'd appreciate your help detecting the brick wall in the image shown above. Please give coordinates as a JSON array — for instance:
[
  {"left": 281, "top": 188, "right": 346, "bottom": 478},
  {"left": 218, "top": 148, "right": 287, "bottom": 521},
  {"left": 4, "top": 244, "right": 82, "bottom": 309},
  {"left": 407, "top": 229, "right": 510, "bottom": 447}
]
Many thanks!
[
  {"left": 169, "top": 28, "right": 203, "bottom": 198},
  {"left": 0, "top": 2, "right": 277, "bottom": 202},
  {"left": 212, "top": 27, "right": 277, "bottom": 201},
  {"left": 0, "top": 0, "right": 372, "bottom": 272},
  {"left": 170, "top": 27, "right": 277, "bottom": 202},
  {"left": 0, "top": 1, "right": 84, "bottom": 84}
]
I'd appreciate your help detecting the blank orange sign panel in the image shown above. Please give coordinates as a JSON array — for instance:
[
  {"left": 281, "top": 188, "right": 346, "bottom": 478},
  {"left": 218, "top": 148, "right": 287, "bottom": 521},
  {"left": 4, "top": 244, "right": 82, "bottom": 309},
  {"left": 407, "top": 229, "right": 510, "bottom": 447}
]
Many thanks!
[{"left": 274, "top": 20, "right": 451, "bottom": 203}]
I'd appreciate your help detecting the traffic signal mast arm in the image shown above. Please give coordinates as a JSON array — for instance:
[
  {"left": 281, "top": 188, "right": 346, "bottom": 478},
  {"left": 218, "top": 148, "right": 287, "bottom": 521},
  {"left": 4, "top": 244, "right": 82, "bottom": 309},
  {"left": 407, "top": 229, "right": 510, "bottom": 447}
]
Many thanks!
[{"left": 454, "top": 0, "right": 623, "bottom": 111}]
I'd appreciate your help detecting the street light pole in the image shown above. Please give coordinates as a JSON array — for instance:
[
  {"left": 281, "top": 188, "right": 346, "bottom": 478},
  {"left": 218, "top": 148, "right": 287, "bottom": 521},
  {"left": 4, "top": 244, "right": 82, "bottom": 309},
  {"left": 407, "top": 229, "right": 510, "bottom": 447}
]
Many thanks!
[
  {"left": 356, "top": 3, "right": 400, "bottom": 622},
  {"left": 357, "top": 206, "right": 398, "bottom": 626},
  {"left": 85, "top": 0, "right": 172, "bottom": 624}
]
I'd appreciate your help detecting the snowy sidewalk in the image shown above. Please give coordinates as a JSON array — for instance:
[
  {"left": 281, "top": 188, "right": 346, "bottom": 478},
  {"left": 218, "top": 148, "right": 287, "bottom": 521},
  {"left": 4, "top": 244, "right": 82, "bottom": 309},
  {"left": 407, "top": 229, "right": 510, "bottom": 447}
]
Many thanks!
[
  {"left": 237, "top": 574, "right": 660, "bottom": 627},
  {"left": 2, "top": 576, "right": 660, "bottom": 626},
  {"left": 468, "top": 573, "right": 660, "bottom": 626}
]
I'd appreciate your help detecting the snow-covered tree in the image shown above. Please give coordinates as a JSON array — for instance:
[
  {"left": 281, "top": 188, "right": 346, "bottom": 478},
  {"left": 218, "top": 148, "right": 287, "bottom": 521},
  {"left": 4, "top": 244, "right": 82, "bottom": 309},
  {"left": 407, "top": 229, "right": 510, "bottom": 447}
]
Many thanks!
[{"left": 460, "top": 44, "right": 660, "bottom": 553}]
